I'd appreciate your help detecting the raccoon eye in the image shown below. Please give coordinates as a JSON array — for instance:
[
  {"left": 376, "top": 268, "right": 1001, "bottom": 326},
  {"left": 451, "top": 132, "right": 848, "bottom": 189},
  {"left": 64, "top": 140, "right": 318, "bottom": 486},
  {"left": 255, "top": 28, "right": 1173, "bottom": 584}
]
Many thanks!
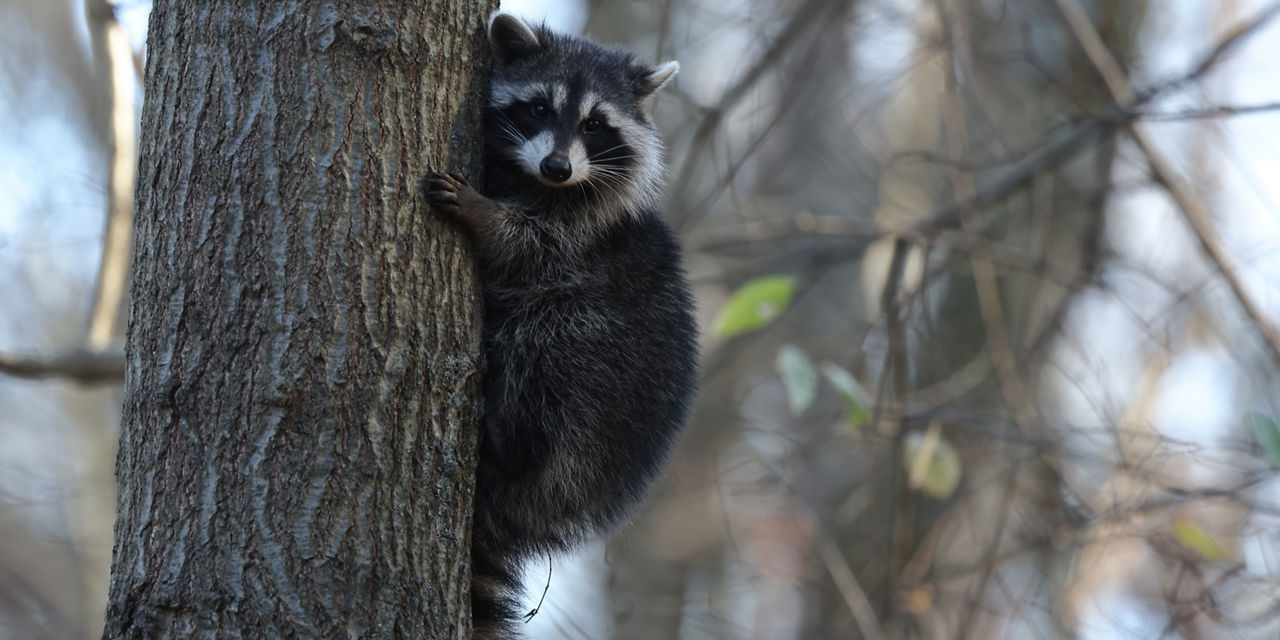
[
  {"left": 530, "top": 102, "right": 551, "bottom": 119},
  {"left": 582, "top": 119, "right": 602, "bottom": 134}
]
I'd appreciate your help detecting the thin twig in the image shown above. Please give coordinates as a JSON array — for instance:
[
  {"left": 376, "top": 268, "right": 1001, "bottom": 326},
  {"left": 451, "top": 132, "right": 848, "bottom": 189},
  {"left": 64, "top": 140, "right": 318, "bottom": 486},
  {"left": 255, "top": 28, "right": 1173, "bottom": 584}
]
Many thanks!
[
  {"left": 814, "top": 526, "right": 887, "bottom": 640},
  {"left": 522, "top": 553, "right": 552, "bottom": 624},
  {"left": 1178, "top": 1, "right": 1280, "bottom": 83},
  {"left": 1139, "top": 101, "right": 1280, "bottom": 121}
]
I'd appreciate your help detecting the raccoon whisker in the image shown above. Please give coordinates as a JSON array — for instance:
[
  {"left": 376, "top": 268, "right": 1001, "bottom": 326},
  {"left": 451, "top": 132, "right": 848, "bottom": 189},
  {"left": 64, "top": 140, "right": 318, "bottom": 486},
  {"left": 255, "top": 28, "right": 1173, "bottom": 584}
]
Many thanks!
[
  {"left": 590, "top": 154, "right": 643, "bottom": 164},
  {"left": 591, "top": 179, "right": 631, "bottom": 206},
  {"left": 592, "top": 159, "right": 642, "bottom": 169},
  {"left": 587, "top": 162, "right": 630, "bottom": 174},
  {"left": 591, "top": 155, "right": 645, "bottom": 166},
  {"left": 588, "top": 143, "right": 632, "bottom": 158},
  {"left": 584, "top": 179, "right": 609, "bottom": 205},
  {"left": 592, "top": 176, "right": 630, "bottom": 196},
  {"left": 585, "top": 170, "right": 626, "bottom": 190},
  {"left": 499, "top": 123, "right": 527, "bottom": 144},
  {"left": 494, "top": 110, "right": 519, "bottom": 127},
  {"left": 588, "top": 167, "right": 632, "bottom": 187},
  {"left": 493, "top": 113, "right": 528, "bottom": 144},
  {"left": 576, "top": 173, "right": 625, "bottom": 211},
  {"left": 593, "top": 171, "right": 629, "bottom": 188},
  {"left": 591, "top": 169, "right": 627, "bottom": 193},
  {"left": 588, "top": 164, "right": 622, "bottom": 175}
]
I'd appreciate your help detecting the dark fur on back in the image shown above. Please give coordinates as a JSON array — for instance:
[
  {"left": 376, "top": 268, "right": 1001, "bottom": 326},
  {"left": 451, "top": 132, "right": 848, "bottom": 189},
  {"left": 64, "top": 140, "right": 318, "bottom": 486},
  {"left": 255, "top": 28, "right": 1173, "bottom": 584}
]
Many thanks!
[
  {"left": 470, "top": 212, "right": 697, "bottom": 637},
  {"left": 432, "top": 12, "right": 697, "bottom": 640}
]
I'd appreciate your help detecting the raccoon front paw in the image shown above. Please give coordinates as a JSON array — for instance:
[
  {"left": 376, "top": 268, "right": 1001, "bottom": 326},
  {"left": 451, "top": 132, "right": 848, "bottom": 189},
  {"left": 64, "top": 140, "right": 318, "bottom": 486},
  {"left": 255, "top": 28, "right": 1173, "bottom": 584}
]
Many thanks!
[{"left": 426, "top": 171, "right": 473, "bottom": 217}]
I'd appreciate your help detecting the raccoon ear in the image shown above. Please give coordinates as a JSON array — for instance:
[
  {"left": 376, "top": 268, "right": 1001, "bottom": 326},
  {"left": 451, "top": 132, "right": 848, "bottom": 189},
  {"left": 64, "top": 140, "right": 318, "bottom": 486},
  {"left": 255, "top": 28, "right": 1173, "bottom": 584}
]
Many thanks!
[
  {"left": 488, "top": 12, "right": 542, "bottom": 66},
  {"left": 638, "top": 61, "right": 679, "bottom": 98}
]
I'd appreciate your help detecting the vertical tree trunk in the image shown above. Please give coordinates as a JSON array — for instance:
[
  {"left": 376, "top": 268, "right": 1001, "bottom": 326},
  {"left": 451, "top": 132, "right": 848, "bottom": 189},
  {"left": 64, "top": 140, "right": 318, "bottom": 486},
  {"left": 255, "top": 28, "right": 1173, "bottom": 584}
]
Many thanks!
[{"left": 103, "top": 1, "right": 497, "bottom": 638}]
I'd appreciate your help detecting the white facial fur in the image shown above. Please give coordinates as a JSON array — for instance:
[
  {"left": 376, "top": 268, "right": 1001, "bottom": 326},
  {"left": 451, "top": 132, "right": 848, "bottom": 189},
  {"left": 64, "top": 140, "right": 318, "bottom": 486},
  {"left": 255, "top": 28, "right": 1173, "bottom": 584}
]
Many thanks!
[
  {"left": 593, "top": 101, "right": 665, "bottom": 210},
  {"left": 489, "top": 81, "right": 541, "bottom": 109},
  {"left": 513, "top": 131, "right": 591, "bottom": 186},
  {"left": 514, "top": 130, "right": 553, "bottom": 178},
  {"left": 563, "top": 140, "right": 590, "bottom": 185}
]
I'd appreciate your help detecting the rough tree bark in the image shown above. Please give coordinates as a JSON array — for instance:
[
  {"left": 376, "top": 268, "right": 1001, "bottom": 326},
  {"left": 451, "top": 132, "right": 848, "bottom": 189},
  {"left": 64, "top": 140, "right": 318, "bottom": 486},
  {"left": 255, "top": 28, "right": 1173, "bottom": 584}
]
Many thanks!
[{"left": 102, "top": 1, "right": 497, "bottom": 638}]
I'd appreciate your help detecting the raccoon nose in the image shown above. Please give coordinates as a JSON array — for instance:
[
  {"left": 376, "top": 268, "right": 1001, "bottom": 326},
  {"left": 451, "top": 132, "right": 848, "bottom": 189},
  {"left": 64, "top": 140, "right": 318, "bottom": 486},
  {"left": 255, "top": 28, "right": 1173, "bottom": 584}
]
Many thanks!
[{"left": 540, "top": 154, "right": 572, "bottom": 183}]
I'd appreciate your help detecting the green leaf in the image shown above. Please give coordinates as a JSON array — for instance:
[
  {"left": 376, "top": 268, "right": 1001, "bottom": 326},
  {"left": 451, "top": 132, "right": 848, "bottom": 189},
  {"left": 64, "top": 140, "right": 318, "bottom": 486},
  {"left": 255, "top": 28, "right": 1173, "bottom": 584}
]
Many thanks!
[
  {"left": 777, "top": 345, "right": 817, "bottom": 414},
  {"left": 1172, "top": 520, "right": 1231, "bottom": 562},
  {"left": 821, "top": 362, "right": 870, "bottom": 428},
  {"left": 713, "top": 276, "right": 796, "bottom": 338},
  {"left": 1249, "top": 412, "right": 1280, "bottom": 470},
  {"left": 902, "top": 428, "right": 961, "bottom": 499}
]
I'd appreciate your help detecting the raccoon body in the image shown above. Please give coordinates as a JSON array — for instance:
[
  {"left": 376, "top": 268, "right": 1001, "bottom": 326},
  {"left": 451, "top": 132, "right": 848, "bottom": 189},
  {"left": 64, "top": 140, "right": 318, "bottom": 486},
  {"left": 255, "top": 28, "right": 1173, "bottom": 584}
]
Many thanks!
[{"left": 426, "top": 13, "right": 697, "bottom": 639}]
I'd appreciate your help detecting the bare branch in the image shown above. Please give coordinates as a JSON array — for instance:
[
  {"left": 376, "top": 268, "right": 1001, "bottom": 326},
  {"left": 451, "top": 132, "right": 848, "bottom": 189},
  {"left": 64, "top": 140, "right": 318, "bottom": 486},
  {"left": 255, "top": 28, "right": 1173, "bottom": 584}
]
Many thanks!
[{"left": 0, "top": 348, "right": 125, "bottom": 384}]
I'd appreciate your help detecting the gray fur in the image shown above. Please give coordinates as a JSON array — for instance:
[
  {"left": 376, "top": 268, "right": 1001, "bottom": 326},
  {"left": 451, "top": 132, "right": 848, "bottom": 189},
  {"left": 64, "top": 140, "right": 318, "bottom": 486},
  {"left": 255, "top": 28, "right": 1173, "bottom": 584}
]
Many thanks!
[{"left": 426, "top": 13, "right": 695, "bottom": 640}]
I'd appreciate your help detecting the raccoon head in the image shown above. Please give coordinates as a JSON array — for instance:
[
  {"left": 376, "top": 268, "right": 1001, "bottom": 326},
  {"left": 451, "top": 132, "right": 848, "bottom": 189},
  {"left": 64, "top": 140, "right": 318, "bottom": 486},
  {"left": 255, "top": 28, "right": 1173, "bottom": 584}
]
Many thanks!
[{"left": 484, "top": 12, "right": 678, "bottom": 220}]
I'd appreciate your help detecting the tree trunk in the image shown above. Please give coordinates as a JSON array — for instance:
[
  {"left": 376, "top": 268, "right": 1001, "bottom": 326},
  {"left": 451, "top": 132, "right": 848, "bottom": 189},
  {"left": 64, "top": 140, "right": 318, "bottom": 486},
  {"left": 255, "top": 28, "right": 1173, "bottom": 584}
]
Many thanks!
[{"left": 102, "top": 1, "right": 497, "bottom": 638}]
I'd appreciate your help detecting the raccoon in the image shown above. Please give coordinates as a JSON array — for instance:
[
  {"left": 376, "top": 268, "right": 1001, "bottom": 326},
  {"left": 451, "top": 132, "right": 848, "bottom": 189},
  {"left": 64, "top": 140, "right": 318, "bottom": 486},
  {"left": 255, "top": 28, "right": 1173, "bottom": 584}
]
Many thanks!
[{"left": 425, "top": 12, "right": 697, "bottom": 639}]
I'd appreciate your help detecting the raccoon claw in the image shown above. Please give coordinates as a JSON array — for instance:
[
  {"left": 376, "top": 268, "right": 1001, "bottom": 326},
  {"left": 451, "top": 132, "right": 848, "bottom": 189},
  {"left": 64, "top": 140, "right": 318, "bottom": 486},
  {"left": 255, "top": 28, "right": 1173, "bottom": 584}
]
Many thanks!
[
  {"left": 428, "top": 171, "right": 469, "bottom": 188},
  {"left": 427, "top": 171, "right": 469, "bottom": 216}
]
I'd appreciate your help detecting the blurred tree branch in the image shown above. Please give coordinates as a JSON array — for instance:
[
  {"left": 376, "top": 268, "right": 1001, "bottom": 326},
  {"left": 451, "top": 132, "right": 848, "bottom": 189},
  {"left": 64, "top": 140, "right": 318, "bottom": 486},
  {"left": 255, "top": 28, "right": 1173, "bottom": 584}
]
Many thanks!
[
  {"left": 903, "top": 0, "right": 1280, "bottom": 244},
  {"left": 0, "top": 348, "right": 126, "bottom": 384},
  {"left": 83, "top": 0, "right": 137, "bottom": 352},
  {"left": 1052, "top": 0, "right": 1280, "bottom": 368}
]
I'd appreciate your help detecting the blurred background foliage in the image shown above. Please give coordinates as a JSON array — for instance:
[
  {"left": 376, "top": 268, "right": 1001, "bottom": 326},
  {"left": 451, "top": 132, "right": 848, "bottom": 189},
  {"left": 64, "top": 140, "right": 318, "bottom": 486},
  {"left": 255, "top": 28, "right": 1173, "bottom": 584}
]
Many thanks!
[{"left": 4, "top": 0, "right": 1280, "bottom": 638}]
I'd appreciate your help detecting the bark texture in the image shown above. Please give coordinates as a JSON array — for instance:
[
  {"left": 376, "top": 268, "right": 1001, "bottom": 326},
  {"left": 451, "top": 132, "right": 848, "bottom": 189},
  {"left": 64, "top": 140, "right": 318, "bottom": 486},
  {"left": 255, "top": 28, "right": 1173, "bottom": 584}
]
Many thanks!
[{"left": 103, "top": 1, "right": 497, "bottom": 638}]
